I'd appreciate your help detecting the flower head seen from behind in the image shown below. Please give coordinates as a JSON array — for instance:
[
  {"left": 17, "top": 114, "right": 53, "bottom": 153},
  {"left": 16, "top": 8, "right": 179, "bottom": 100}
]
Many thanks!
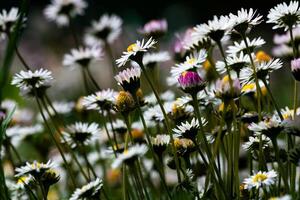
[
  {"left": 115, "top": 67, "right": 141, "bottom": 94},
  {"left": 84, "top": 14, "right": 122, "bottom": 46},
  {"left": 267, "top": 1, "right": 300, "bottom": 31},
  {"left": 44, "top": 0, "right": 87, "bottom": 26},
  {"left": 240, "top": 59, "right": 283, "bottom": 84},
  {"left": 15, "top": 160, "right": 56, "bottom": 178},
  {"left": 112, "top": 144, "right": 148, "bottom": 168},
  {"left": 193, "top": 15, "right": 231, "bottom": 43},
  {"left": 116, "top": 37, "right": 157, "bottom": 67},
  {"left": 62, "top": 122, "right": 100, "bottom": 148},
  {"left": 173, "top": 118, "right": 203, "bottom": 140},
  {"left": 0, "top": 7, "right": 23, "bottom": 40},
  {"left": 229, "top": 8, "right": 263, "bottom": 34},
  {"left": 70, "top": 178, "right": 103, "bottom": 200},
  {"left": 243, "top": 170, "right": 277, "bottom": 190},
  {"left": 63, "top": 46, "right": 103, "bottom": 68},
  {"left": 139, "top": 19, "right": 167, "bottom": 39},
  {"left": 83, "top": 89, "right": 117, "bottom": 111},
  {"left": 11, "top": 69, "right": 53, "bottom": 96}
]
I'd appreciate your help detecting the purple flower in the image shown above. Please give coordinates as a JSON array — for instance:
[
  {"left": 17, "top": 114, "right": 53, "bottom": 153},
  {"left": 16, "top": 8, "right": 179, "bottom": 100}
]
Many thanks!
[
  {"left": 178, "top": 71, "right": 205, "bottom": 94},
  {"left": 291, "top": 58, "right": 300, "bottom": 81},
  {"left": 139, "top": 19, "right": 167, "bottom": 38}
]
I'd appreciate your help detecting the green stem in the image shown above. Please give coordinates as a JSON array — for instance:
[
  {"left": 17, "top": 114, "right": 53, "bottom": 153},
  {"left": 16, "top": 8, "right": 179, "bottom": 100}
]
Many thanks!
[
  {"left": 241, "top": 34, "right": 262, "bottom": 121},
  {"left": 138, "top": 61, "right": 182, "bottom": 183},
  {"left": 261, "top": 79, "right": 283, "bottom": 120},
  {"left": 41, "top": 96, "right": 90, "bottom": 182},
  {"left": 34, "top": 94, "right": 77, "bottom": 187},
  {"left": 133, "top": 94, "right": 172, "bottom": 199},
  {"left": 191, "top": 94, "right": 227, "bottom": 199}
]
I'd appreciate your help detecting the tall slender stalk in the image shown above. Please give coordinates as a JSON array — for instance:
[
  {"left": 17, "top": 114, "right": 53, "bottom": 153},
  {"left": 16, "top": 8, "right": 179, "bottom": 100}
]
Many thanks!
[
  {"left": 137, "top": 61, "right": 182, "bottom": 183},
  {"left": 133, "top": 94, "right": 171, "bottom": 199},
  {"left": 34, "top": 93, "right": 77, "bottom": 187}
]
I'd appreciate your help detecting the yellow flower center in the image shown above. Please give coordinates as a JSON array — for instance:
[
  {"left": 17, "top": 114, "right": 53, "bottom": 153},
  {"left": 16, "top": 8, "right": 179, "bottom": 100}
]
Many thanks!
[
  {"left": 186, "top": 57, "right": 196, "bottom": 65},
  {"left": 127, "top": 44, "right": 137, "bottom": 52},
  {"left": 222, "top": 75, "right": 230, "bottom": 84},
  {"left": 218, "top": 103, "right": 225, "bottom": 112},
  {"left": 181, "top": 71, "right": 188, "bottom": 77},
  {"left": 256, "top": 51, "right": 271, "bottom": 62},
  {"left": 131, "top": 129, "right": 144, "bottom": 139},
  {"left": 252, "top": 173, "right": 268, "bottom": 183},
  {"left": 107, "top": 169, "right": 121, "bottom": 184},
  {"left": 203, "top": 60, "right": 212, "bottom": 71},
  {"left": 17, "top": 176, "right": 29, "bottom": 185},
  {"left": 242, "top": 83, "right": 255, "bottom": 93}
]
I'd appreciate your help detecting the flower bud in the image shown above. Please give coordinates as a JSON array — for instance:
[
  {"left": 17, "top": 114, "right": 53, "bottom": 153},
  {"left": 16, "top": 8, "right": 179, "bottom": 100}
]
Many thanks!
[
  {"left": 115, "top": 91, "right": 135, "bottom": 114},
  {"left": 178, "top": 71, "right": 206, "bottom": 94},
  {"left": 291, "top": 58, "right": 300, "bottom": 81}
]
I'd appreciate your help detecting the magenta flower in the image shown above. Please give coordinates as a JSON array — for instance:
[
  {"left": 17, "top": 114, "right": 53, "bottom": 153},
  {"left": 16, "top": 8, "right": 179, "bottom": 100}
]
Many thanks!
[{"left": 178, "top": 71, "right": 205, "bottom": 94}]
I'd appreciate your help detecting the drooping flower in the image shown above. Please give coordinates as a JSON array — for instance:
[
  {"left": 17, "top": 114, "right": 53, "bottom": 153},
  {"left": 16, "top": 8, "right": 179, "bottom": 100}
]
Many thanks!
[
  {"left": 84, "top": 14, "right": 122, "bottom": 46},
  {"left": 11, "top": 69, "right": 53, "bottom": 96},
  {"left": 114, "top": 67, "right": 141, "bottom": 94},
  {"left": 0, "top": 7, "right": 23, "bottom": 39},
  {"left": 112, "top": 144, "right": 148, "bottom": 168},
  {"left": 62, "top": 122, "right": 100, "bottom": 148},
  {"left": 15, "top": 160, "right": 56, "bottom": 178},
  {"left": 44, "top": 0, "right": 87, "bottom": 26},
  {"left": 267, "top": 1, "right": 300, "bottom": 31},
  {"left": 83, "top": 89, "right": 117, "bottom": 111},
  {"left": 63, "top": 46, "right": 103, "bottom": 68},
  {"left": 69, "top": 178, "right": 103, "bottom": 200}
]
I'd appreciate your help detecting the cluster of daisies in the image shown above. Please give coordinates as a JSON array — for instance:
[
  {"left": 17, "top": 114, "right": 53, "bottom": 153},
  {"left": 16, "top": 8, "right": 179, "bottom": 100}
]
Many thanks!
[{"left": 1, "top": 0, "right": 300, "bottom": 199}]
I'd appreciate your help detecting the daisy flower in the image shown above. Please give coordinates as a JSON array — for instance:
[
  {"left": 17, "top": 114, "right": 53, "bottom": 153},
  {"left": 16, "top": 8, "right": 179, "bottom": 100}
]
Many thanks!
[
  {"left": 116, "top": 37, "right": 157, "bottom": 67},
  {"left": 267, "top": 1, "right": 300, "bottom": 31},
  {"left": 15, "top": 160, "right": 56, "bottom": 178},
  {"left": 110, "top": 119, "right": 127, "bottom": 135},
  {"left": 151, "top": 134, "right": 170, "bottom": 148},
  {"left": 243, "top": 170, "right": 277, "bottom": 190},
  {"left": 242, "top": 135, "right": 271, "bottom": 153},
  {"left": 138, "top": 19, "right": 168, "bottom": 38},
  {"left": 62, "top": 122, "right": 100, "bottom": 148},
  {"left": 178, "top": 71, "right": 206, "bottom": 94},
  {"left": 239, "top": 59, "right": 283, "bottom": 84},
  {"left": 114, "top": 67, "right": 141, "bottom": 94},
  {"left": 112, "top": 144, "right": 148, "bottom": 168},
  {"left": 226, "top": 37, "right": 265, "bottom": 55},
  {"left": 185, "top": 28, "right": 212, "bottom": 52},
  {"left": 170, "top": 49, "right": 207, "bottom": 79},
  {"left": 11, "top": 69, "right": 53, "bottom": 94},
  {"left": 63, "top": 46, "right": 103, "bottom": 68},
  {"left": 70, "top": 178, "right": 103, "bottom": 200},
  {"left": 83, "top": 89, "right": 117, "bottom": 111},
  {"left": 248, "top": 115, "right": 284, "bottom": 139},
  {"left": 44, "top": 0, "right": 87, "bottom": 26},
  {"left": 229, "top": 8, "right": 263, "bottom": 34},
  {"left": 0, "top": 7, "right": 22, "bottom": 39},
  {"left": 142, "top": 51, "right": 170, "bottom": 68},
  {"left": 173, "top": 118, "right": 206, "bottom": 140},
  {"left": 215, "top": 51, "right": 250, "bottom": 74},
  {"left": 215, "top": 74, "right": 241, "bottom": 99},
  {"left": 6, "top": 124, "right": 43, "bottom": 146},
  {"left": 193, "top": 15, "right": 231, "bottom": 42},
  {"left": 84, "top": 14, "right": 122, "bottom": 46}
]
